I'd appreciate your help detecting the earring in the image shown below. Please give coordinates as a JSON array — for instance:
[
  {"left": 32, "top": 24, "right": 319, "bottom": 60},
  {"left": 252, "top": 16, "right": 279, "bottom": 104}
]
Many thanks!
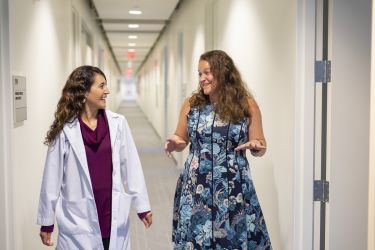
[{"left": 82, "top": 98, "right": 86, "bottom": 104}]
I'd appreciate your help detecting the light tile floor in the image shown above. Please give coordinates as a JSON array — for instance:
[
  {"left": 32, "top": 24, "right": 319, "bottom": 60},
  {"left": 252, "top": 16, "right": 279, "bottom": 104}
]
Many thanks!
[{"left": 117, "top": 101, "right": 180, "bottom": 250}]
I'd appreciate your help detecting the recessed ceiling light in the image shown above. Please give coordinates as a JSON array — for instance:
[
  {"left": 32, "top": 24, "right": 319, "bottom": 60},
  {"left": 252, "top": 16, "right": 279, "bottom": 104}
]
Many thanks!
[
  {"left": 128, "top": 43, "right": 136, "bottom": 47},
  {"left": 128, "top": 35, "right": 138, "bottom": 39},
  {"left": 129, "top": 10, "right": 142, "bottom": 15},
  {"left": 128, "top": 24, "right": 139, "bottom": 29}
]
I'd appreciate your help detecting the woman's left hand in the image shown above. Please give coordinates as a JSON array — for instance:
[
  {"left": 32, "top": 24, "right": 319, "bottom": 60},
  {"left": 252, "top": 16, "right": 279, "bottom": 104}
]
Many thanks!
[
  {"left": 234, "top": 139, "right": 266, "bottom": 152},
  {"left": 141, "top": 211, "right": 153, "bottom": 228}
]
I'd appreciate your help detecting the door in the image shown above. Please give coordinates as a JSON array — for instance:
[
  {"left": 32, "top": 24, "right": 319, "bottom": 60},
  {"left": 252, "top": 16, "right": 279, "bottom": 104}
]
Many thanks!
[{"left": 313, "top": 0, "right": 372, "bottom": 249}]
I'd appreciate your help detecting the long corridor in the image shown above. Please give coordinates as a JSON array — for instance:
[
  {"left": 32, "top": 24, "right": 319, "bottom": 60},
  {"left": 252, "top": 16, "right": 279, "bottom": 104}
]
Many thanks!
[
  {"left": 117, "top": 101, "right": 180, "bottom": 250},
  {"left": 1, "top": 0, "right": 374, "bottom": 249}
]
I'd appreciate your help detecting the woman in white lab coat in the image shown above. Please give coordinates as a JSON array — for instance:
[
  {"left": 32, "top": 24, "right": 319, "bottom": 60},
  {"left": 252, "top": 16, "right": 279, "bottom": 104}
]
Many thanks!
[{"left": 37, "top": 65, "right": 152, "bottom": 250}]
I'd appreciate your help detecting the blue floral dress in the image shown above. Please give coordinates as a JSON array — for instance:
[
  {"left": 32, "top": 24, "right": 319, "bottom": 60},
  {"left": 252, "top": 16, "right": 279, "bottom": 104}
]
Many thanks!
[{"left": 172, "top": 104, "right": 272, "bottom": 250}]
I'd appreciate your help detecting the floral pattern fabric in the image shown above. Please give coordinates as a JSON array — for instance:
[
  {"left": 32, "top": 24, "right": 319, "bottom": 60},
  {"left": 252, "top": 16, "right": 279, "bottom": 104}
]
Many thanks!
[{"left": 172, "top": 104, "right": 272, "bottom": 250}]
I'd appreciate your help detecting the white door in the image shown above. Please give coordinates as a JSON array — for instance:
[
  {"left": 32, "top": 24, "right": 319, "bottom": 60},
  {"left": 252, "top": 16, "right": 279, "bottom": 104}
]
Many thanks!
[{"left": 313, "top": 0, "right": 372, "bottom": 249}]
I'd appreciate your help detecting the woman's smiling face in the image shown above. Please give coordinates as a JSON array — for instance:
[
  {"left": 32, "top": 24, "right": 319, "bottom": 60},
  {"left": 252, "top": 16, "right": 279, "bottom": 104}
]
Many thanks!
[
  {"left": 85, "top": 73, "right": 110, "bottom": 110},
  {"left": 198, "top": 60, "right": 217, "bottom": 97}
]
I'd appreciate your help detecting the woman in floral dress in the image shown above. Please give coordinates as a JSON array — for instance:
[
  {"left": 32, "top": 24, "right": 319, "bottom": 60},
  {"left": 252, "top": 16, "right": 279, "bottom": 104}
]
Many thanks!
[{"left": 165, "top": 50, "right": 272, "bottom": 250}]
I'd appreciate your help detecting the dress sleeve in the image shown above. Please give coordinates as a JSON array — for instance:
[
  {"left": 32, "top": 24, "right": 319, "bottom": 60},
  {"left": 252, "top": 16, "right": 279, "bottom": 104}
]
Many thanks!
[
  {"left": 37, "top": 133, "right": 65, "bottom": 226},
  {"left": 120, "top": 117, "right": 151, "bottom": 213}
]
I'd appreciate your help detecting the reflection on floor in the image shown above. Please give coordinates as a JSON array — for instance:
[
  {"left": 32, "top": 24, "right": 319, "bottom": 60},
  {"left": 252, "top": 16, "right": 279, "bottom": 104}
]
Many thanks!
[{"left": 117, "top": 101, "right": 179, "bottom": 250}]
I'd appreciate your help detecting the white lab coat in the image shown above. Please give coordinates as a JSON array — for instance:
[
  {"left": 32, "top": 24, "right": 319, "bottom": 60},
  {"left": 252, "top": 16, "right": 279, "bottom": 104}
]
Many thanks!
[{"left": 37, "top": 110, "right": 151, "bottom": 250}]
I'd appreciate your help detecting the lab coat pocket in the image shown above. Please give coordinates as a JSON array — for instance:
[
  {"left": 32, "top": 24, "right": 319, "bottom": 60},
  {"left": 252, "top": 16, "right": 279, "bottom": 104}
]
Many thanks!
[
  {"left": 57, "top": 198, "right": 94, "bottom": 235},
  {"left": 117, "top": 192, "right": 133, "bottom": 235}
]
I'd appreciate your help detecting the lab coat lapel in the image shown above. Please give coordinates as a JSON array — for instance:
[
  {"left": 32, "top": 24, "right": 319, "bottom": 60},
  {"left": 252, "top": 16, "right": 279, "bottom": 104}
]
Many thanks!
[
  {"left": 105, "top": 110, "right": 120, "bottom": 150},
  {"left": 63, "top": 118, "right": 93, "bottom": 190}
]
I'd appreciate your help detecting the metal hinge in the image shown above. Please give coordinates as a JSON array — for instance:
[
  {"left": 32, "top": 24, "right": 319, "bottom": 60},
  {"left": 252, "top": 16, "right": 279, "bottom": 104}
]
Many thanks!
[
  {"left": 315, "top": 60, "right": 331, "bottom": 83},
  {"left": 314, "top": 180, "right": 329, "bottom": 202}
]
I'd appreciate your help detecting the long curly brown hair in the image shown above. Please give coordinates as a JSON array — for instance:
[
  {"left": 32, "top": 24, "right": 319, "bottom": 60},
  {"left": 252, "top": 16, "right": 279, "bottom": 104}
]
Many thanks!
[
  {"left": 44, "top": 65, "right": 106, "bottom": 145},
  {"left": 190, "top": 50, "right": 251, "bottom": 123}
]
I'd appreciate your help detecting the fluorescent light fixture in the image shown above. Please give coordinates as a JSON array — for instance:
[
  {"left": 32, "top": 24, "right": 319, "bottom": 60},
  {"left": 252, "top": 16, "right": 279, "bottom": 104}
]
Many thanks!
[
  {"left": 128, "top": 43, "right": 136, "bottom": 47},
  {"left": 129, "top": 10, "right": 142, "bottom": 15},
  {"left": 128, "top": 35, "right": 138, "bottom": 39},
  {"left": 128, "top": 24, "right": 139, "bottom": 29}
]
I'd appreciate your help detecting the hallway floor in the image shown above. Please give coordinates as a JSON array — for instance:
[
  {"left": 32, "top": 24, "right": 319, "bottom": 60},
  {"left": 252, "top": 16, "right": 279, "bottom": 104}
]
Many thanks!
[{"left": 117, "top": 101, "right": 179, "bottom": 250}]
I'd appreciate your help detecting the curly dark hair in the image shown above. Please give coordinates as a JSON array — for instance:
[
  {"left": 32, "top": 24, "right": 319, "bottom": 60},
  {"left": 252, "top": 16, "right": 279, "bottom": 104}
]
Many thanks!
[
  {"left": 190, "top": 50, "right": 251, "bottom": 123},
  {"left": 44, "top": 65, "right": 106, "bottom": 145}
]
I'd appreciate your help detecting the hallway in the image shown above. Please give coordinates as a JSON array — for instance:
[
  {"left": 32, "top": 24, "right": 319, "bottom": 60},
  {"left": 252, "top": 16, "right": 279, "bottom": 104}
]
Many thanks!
[
  {"left": 0, "top": 0, "right": 374, "bottom": 249},
  {"left": 118, "top": 101, "right": 179, "bottom": 250}
]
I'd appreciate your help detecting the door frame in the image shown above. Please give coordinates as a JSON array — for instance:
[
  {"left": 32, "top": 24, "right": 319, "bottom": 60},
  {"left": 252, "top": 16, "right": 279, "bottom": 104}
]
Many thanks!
[
  {"left": 0, "top": 0, "right": 14, "bottom": 249},
  {"left": 294, "top": 0, "right": 316, "bottom": 249}
]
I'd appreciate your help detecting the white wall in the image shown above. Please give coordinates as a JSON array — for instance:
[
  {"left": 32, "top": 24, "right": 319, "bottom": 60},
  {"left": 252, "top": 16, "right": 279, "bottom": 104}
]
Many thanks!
[
  {"left": 6, "top": 0, "right": 120, "bottom": 249},
  {"left": 137, "top": 0, "right": 296, "bottom": 249},
  {"left": 0, "top": 0, "right": 14, "bottom": 249}
]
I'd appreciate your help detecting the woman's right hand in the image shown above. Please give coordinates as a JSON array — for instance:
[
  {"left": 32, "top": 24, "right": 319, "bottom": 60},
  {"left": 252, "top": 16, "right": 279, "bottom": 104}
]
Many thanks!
[
  {"left": 40, "top": 231, "right": 54, "bottom": 246},
  {"left": 164, "top": 135, "right": 187, "bottom": 157},
  {"left": 141, "top": 211, "right": 153, "bottom": 228}
]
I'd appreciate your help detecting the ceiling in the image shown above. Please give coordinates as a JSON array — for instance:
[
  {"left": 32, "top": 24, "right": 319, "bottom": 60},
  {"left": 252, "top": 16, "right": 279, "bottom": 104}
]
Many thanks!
[{"left": 92, "top": 0, "right": 180, "bottom": 76}]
